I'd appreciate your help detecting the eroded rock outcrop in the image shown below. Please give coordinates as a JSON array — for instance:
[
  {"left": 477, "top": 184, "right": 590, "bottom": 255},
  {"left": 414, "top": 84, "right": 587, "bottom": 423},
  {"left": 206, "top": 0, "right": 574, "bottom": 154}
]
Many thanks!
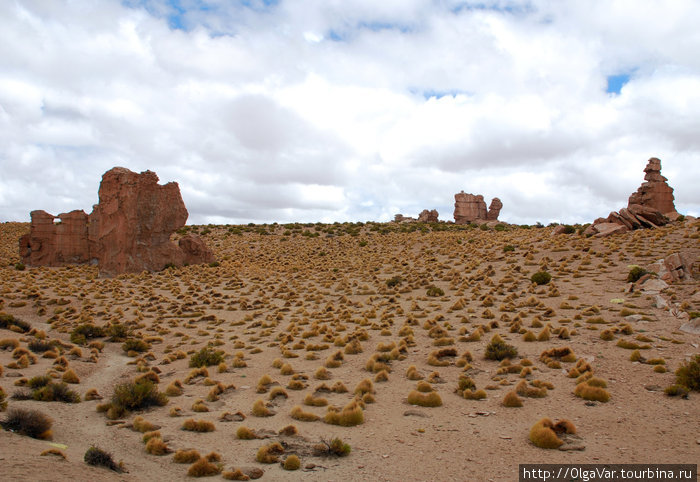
[
  {"left": 454, "top": 192, "right": 501, "bottom": 224},
  {"left": 19, "top": 167, "right": 214, "bottom": 275},
  {"left": 487, "top": 198, "right": 503, "bottom": 221},
  {"left": 19, "top": 210, "right": 90, "bottom": 266},
  {"left": 585, "top": 158, "right": 678, "bottom": 237},
  {"left": 418, "top": 209, "right": 439, "bottom": 223}
]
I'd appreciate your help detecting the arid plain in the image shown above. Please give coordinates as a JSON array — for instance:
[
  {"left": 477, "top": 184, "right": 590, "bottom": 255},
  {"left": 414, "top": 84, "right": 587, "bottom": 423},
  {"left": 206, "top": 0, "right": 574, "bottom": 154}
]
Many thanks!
[{"left": 1, "top": 219, "right": 698, "bottom": 481}]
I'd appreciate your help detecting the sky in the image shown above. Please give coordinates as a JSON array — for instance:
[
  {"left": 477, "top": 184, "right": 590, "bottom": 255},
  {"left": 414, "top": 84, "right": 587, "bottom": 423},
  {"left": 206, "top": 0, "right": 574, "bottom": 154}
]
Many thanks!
[{"left": 1, "top": 0, "right": 699, "bottom": 226}]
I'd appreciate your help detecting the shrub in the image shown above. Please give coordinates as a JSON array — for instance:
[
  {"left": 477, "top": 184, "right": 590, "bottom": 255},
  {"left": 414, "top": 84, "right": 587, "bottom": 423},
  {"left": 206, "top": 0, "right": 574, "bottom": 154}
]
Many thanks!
[
  {"left": 181, "top": 419, "right": 215, "bottom": 432},
  {"left": 1, "top": 408, "right": 53, "bottom": 439},
  {"left": 106, "top": 379, "right": 167, "bottom": 418},
  {"left": 627, "top": 266, "right": 648, "bottom": 283},
  {"left": 407, "top": 390, "right": 442, "bottom": 407},
  {"left": 427, "top": 285, "right": 445, "bottom": 297},
  {"left": 386, "top": 276, "right": 402, "bottom": 288},
  {"left": 84, "top": 446, "right": 124, "bottom": 472},
  {"left": 529, "top": 418, "right": 563, "bottom": 449},
  {"left": 290, "top": 405, "right": 320, "bottom": 422},
  {"left": 165, "top": 380, "right": 183, "bottom": 397},
  {"left": 122, "top": 338, "right": 150, "bottom": 354},
  {"left": 107, "top": 322, "right": 130, "bottom": 342},
  {"left": 70, "top": 323, "right": 106, "bottom": 345},
  {"left": 189, "top": 347, "right": 225, "bottom": 368},
  {"left": 664, "top": 384, "right": 689, "bottom": 398},
  {"left": 574, "top": 382, "right": 610, "bottom": 402},
  {"left": 314, "top": 437, "right": 351, "bottom": 457},
  {"left": 62, "top": 369, "right": 80, "bottom": 384},
  {"left": 0, "top": 313, "right": 30, "bottom": 333},
  {"left": 256, "top": 442, "right": 285, "bottom": 463},
  {"left": 324, "top": 401, "right": 364, "bottom": 426},
  {"left": 279, "top": 424, "right": 298, "bottom": 436},
  {"left": 222, "top": 469, "right": 249, "bottom": 480},
  {"left": 484, "top": 334, "right": 518, "bottom": 361},
  {"left": 283, "top": 454, "right": 301, "bottom": 471},
  {"left": 502, "top": 391, "right": 523, "bottom": 407},
  {"left": 32, "top": 382, "right": 81, "bottom": 403},
  {"left": 187, "top": 458, "right": 221, "bottom": 477},
  {"left": 462, "top": 389, "right": 487, "bottom": 400},
  {"left": 132, "top": 416, "right": 158, "bottom": 433},
  {"left": 0, "top": 386, "right": 6, "bottom": 411},
  {"left": 28, "top": 339, "right": 53, "bottom": 353},
  {"left": 674, "top": 354, "right": 700, "bottom": 391},
  {"left": 145, "top": 437, "right": 171, "bottom": 455},
  {"left": 173, "top": 449, "right": 201, "bottom": 463},
  {"left": 236, "top": 426, "right": 258, "bottom": 440},
  {"left": 530, "top": 271, "right": 552, "bottom": 285},
  {"left": 251, "top": 399, "right": 274, "bottom": 417}
]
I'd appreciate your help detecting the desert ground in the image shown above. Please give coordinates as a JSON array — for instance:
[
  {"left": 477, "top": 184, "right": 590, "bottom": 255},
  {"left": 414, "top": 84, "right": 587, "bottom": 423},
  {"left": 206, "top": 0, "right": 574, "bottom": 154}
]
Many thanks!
[{"left": 1, "top": 219, "right": 698, "bottom": 481}]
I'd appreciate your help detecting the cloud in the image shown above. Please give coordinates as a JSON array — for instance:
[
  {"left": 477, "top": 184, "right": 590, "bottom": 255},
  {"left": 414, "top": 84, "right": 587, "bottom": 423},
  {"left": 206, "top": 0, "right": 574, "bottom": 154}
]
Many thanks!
[{"left": 1, "top": 0, "right": 699, "bottom": 226}]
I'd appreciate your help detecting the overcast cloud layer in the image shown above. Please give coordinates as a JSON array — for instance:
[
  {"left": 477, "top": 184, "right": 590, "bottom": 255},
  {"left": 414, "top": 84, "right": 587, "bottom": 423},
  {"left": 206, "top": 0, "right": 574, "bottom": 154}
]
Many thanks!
[{"left": 1, "top": 0, "right": 699, "bottom": 225}]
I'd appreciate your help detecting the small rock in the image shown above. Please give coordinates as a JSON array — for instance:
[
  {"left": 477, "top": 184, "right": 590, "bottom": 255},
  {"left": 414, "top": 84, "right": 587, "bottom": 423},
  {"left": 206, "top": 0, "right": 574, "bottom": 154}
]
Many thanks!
[
  {"left": 241, "top": 467, "right": 264, "bottom": 479},
  {"left": 403, "top": 410, "right": 430, "bottom": 418},
  {"left": 644, "top": 385, "right": 662, "bottom": 392}
]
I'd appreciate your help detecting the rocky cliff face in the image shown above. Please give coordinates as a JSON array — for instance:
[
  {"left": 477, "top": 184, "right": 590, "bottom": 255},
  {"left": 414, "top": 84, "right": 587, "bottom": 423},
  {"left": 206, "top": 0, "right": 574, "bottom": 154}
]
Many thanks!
[{"left": 19, "top": 167, "right": 215, "bottom": 275}]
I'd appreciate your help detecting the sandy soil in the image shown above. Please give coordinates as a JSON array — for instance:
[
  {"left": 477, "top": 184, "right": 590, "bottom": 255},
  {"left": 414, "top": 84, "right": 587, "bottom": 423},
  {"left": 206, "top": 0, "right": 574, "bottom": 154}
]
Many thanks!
[{"left": 0, "top": 219, "right": 698, "bottom": 481}]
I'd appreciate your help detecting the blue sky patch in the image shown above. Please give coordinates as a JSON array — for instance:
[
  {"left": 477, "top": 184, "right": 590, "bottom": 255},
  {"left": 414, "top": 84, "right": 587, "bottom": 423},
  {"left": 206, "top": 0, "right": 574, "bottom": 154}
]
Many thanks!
[
  {"left": 606, "top": 74, "right": 630, "bottom": 94},
  {"left": 418, "top": 89, "right": 473, "bottom": 100}
]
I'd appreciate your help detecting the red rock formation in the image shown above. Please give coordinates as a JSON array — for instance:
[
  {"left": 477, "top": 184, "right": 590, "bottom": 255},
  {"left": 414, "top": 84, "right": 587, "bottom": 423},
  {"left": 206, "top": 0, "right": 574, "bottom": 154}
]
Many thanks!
[
  {"left": 418, "top": 209, "right": 439, "bottom": 223},
  {"left": 19, "top": 167, "right": 214, "bottom": 275},
  {"left": 487, "top": 198, "right": 502, "bottom": 221},
  {"left": 454, "top": 192, "right": 501, "bottom": 224},
  {"left": 586, "top": 158, "right": 678, "bottom": 237},
  {"left": 628, "top": 157, "right": 677, "bottom": 215},
  {"left": 19, "top": 210, "right": 90, "bottom": 266},
  {"left": 454, "top": 192, "right": 486, "bottom": 224}
]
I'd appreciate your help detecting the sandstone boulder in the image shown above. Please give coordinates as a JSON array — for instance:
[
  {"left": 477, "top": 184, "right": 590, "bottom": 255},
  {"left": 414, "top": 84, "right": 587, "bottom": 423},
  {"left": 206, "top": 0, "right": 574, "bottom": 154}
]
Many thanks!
[
  {"left": 19, "top": 167, "right": 215, "bottom": 276},
  {"left": 418, "top": 209, "right": 439, "bottom": 223}
]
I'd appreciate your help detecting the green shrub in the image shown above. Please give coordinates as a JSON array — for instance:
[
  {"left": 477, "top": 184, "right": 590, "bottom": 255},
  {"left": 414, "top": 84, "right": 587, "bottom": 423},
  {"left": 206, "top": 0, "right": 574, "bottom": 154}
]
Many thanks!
[
  {"left": 530, "top": 271, "right": 552, "bottom": 285},
  {"left": 675, "top": 355, "right": 700, "bottom": 391},
  {"left": 484, "top": 335, "right": 518, "bottom": 361},
  {"left": 32, "top": 382, "right": 81, "bottom": 403},
  {"left": 0, "top": 313, "right": 30, "bottom": 333},
  {"left": 27, "top": 375, "right": 52, "bottom": 389},
  {"left": 14, "top": 262, "right": 26, "bottom": 271},
  {"left": 70, "top": 324, "right": 106, "bottom": 345},
  {"left": 503, "top": 245, "right": 515, "bottom": 252},
  {"left": 107, "top": 379, "right": 167, "bottom": 417},
  {"left": 427, "top": 285, "right": 445, "bottom": 297},
  {"left": 664, "top": 384, "right": 689, "bottom": 398},
  {"left": 627, "top": 266, "right": 648, "bottom": 283},
  {"left": 107, "top": 323, "right": 129, "bottom": 342},
  {"left": 494, "top": 224, "right": 506, "bottom": 232},
  {"left": 386, "top": 276, "right": 402, "bottom": 288},
  {"left": 315, "top": 437, "right": 351, "bottom": 457},
  {"left": 189, "top": 347, "right": 224, "bottom": 368},
  {"left": 28, "top": 339, "right": 54, "bottom": 353},
  {"left": 122, "top": 338, "right": 150, "bottom": 354},
  {"left": 561, "top": 225, "right": 576, "bottom": 234}
]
